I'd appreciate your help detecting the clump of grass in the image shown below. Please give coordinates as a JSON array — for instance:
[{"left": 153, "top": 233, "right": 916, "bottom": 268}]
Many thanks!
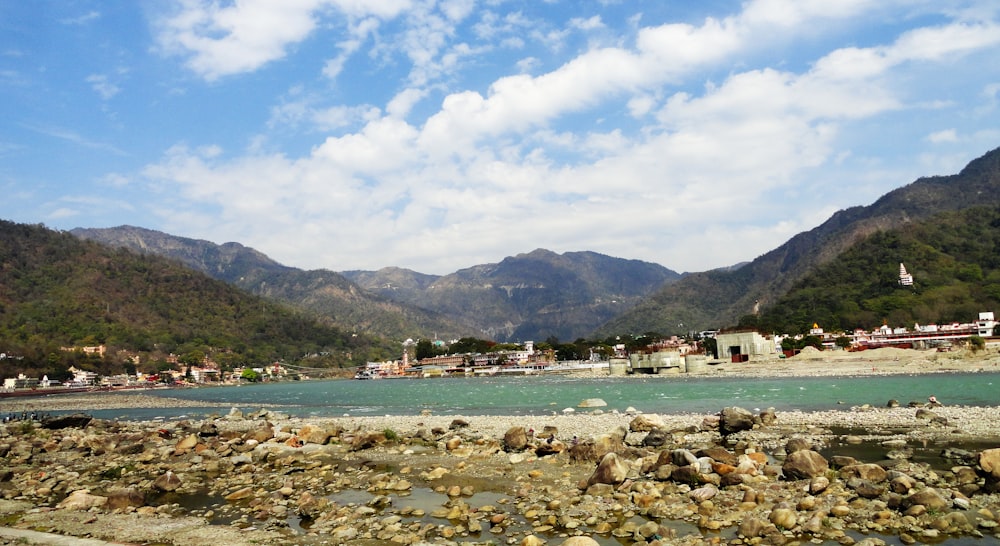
[
  {"left": 17, "top": 421, "right": 35, "bottom": 436},
  {"left": 383, "top": 428, "right": 399, "bottom": 441}
]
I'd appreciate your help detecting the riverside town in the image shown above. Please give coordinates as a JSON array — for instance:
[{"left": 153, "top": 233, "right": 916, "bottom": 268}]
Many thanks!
[{"left": 8, "top": 310, "right": 995, "bottom": 393}]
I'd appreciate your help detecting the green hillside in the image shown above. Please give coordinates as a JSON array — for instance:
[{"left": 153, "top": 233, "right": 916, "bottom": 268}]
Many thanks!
[
  {"left": 743, "top": 206, "right": 1000, "bottom": 334},
  {"left": 0, "top": 221, "right": 396, "bottom": 380},
  {"left": 71, "top": 225, "right": 478, "bottom": 341}
]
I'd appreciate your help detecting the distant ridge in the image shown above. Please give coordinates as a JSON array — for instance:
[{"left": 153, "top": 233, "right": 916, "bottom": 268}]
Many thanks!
[
  {"left": 343, "top": 249, "right": 681, "bottom": 342},
  {"left": 71, "top": 226, "right": 475, "bottom": 341}
]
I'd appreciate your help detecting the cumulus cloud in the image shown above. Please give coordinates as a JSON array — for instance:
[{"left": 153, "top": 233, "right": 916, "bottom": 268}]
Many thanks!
[
  {"left": 139, "top": 0, "right": 1000, "bottom": 274},
  {"left": 154, "top": 0, "right": 411, "bottom": 80}
]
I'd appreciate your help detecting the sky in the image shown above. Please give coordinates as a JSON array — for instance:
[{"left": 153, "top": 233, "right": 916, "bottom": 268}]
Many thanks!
[{"left": 1, "top": 1, "right": 999, "bottom": 276}]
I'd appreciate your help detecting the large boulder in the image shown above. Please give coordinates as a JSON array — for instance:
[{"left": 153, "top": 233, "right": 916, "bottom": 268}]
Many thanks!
[
  {"left": 57, "top": 489, "right": 107, "bottom": 511},
  {"left": 153, "top": 470, "right": 183, "bottom": 492},
  {"left": 587, "top": 452, "right": 629, "bottom": 486},
  {"left": 106, "top": 488, "right": 146, "bottom": 510},
  {"left": 578, "top": 398, "right": 607, "bottom": 408},
  {"left": 503, "top": 426, "right": 529, "bottom": 452},
  {"left": 298, "top": 423, "right": 336, "bottom": 445},
  {"left": 840, "top": 463, "right": 888, "bottom": 483},
  {"left": 41, "top": 413, "right": 92, "bottom": 430},
  {"left": 535, "top": 438, "right": 566, "bottom": 457},
  {"left": 629, "top": 414, "right": 665, "bottom": 432},
  {"left": 782, "top": 450, "right": 829, "bottom": 480},
  {"left": 902, "top": 489, "right": 950, "bottom": 511},
  {"left": 719, "top": 407, "right": 755, "bottom": 436},
  {"left": 978, "top": 448, "right": 1000, "bottom": 480}
]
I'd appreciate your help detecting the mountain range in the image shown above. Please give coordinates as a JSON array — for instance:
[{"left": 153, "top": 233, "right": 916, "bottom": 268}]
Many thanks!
[
  {"left": 72, "top": 145, "right": 1000, "bottom": 341},
  {"left": 71, "top": 228, "right": 679, "bottom": 342}
]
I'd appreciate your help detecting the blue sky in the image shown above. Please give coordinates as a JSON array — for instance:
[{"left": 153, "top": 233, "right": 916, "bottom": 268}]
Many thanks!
[{"left": 1, "top": 1, "right": 998, "bottom": 275}]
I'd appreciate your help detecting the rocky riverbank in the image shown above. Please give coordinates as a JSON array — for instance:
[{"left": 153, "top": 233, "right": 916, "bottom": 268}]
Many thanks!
[
  {"left": 1, "top": 398, "right": 1000, "bottom": 546},
  {"left": 2, "top": 348, "right": 1000, "bottom": 545}
]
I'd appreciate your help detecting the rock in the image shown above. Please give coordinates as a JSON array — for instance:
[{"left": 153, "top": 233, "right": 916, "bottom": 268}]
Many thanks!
[
  {"left": 106, "top": 487, "right": 146, "bottom": 510},
  {"left": 578, "top": 398, "right": 607, "bottom": 408},
  {"left": 769, "top": 507, "right": 797, "bottom": 530},
  {"left": 586, "top": 452, "right": 628, "bottom": 486},
  {"left": 671, "top": 448, "right": 698, "bottom": 467},
  {"left": 903, "top": 489, "right": 950, "bottom": 511},
  {"left": 449, "top": 419, "right": 470, "bottom": 430},
  {"left": 830, "top": 455, "right": 859, "bottom": 468},
  {"left": 785, "top": 437, "right": 813, "bottom": 453},
  {"left": 915, "top": 408, "right": 937, "bottom": 420},
  {"left": 782, "top": 450, "right": 829, "bottom": 480},
  {"left": 153, "top": 470, "right": 182, "bottom": 492},
  {"left": 504, "top": 427, "right": 529, "bottom": 452},
  {"left": 642, "top": 428, "right": 670, "bottom": 447},
  {"left": 559, "top": 537, "right": 600, "bottom": 546},
  {"left": 175, "top": 434, "right": 199, "bottom": 452},
  {"left": 243, "top": 423, "right": 274, "bottom": 443},
  {"left": 689, "top": 484, "right": 718, "bottom": 502},
  {"left": 298, "top": 424, "right": 335, "bottom": 444},
  {"left": 850, "top": 479, "right": 886, "bottom": 499},
  {"left": 629, "top": 414, "right": 664, "bottom": 431},
  {"left": 535, "top": 438, "right": 566, "bottom": 457},
  {"left": 57, "top": 489, "right": 107, "bottom": 510},
  {"left": 351, "top": 431, "right": 388, "bottom": 450},
  {"left": 697, "top": 446, "right": 737, "bottom": 466},
  {"left": 739, "top": 517, "right": 772, "bottom": 538},
  {"left": 719, "top": 407, "right": 755, "bottom": 436},
  {"left": 41, "top": 413, "right": 92, "bottom": 430},
  {"left": 758, "top": 407, "right": 777, "bottom": 426},
  {"left": 979, "top": 448, "right": 1000, "bottom": 480},
  {"left": 887, "top": 399, "right": 899, "bottom": 408},
  {"left": 809, "top": 476, "right": 830, "bottom": 494},
  {"left": 521, "top": 535, "right": 546, "bottom": 546},
  {"left": 559, "top": 536, "right": 601, "bottom": 546},
  {"left": 840, "top": 463, "right": 888, "bottom": 483},
  {"left": 225, "top": 487, "right": 255, "bottom": 501}
]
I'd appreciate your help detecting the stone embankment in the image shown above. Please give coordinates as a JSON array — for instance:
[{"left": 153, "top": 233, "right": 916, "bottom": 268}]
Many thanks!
[{"left": 1, "top": 403, "right": 1000, "bottom": 545}]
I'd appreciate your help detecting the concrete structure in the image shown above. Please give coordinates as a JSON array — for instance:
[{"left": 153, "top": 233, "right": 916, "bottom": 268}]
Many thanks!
[
  {"left": 629, "top": 350, "right": 685, "bottom": 374},
  {"left": 608, "top": 357, "right": 629, "bottom": 376},
  {"left": 714, "top": 331, "right": 778, "bottom": 362},
  {"left": 685, "top": 354, "right": 708, "bottom": 373}
]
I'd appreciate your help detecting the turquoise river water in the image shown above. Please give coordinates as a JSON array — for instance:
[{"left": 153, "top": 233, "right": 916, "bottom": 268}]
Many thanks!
[{"left": 80, "top": 370, "right": 1000, "bottom": 421}]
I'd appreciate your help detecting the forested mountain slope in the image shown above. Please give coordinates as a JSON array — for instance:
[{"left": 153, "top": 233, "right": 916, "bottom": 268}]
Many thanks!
[
  {"left": 71, "top": 225, "right": 475, "bottom": 341},
  {"left": 1, "top": 221, "right": 393, "bottom": 378},
  {"left": 747, "top": 205, "right": 1000, "bottom": 334}
]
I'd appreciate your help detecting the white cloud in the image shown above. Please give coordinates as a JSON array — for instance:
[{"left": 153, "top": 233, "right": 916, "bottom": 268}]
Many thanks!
[
  {"left": 570, "top": 16, "right": 604, "bottom": 31},
  {"left": 154, "top": 0, "right": 410, "bottom": 80},
  {"left": 135, "top": 0, "right": 1000, "bottom": 275},
  {"left": 86, "top": 74, "right": 120, "bottom": 100},
  {"left": 926, "top": 129, "right": 958, "bottom": 143}
]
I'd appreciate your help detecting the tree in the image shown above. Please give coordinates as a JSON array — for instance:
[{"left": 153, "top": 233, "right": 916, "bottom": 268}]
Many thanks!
[
  {"left": 415, "top": 339, "right": 438, "bottom": 360},
  {"left": 834, "top": 336, "right": 852, "bottom": 350},
  {"left": 241, "top": 368, "right": 261, "bottom": 382},
  {"left": 968, "top": 335, "right": 985, "bottom": 353}
]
